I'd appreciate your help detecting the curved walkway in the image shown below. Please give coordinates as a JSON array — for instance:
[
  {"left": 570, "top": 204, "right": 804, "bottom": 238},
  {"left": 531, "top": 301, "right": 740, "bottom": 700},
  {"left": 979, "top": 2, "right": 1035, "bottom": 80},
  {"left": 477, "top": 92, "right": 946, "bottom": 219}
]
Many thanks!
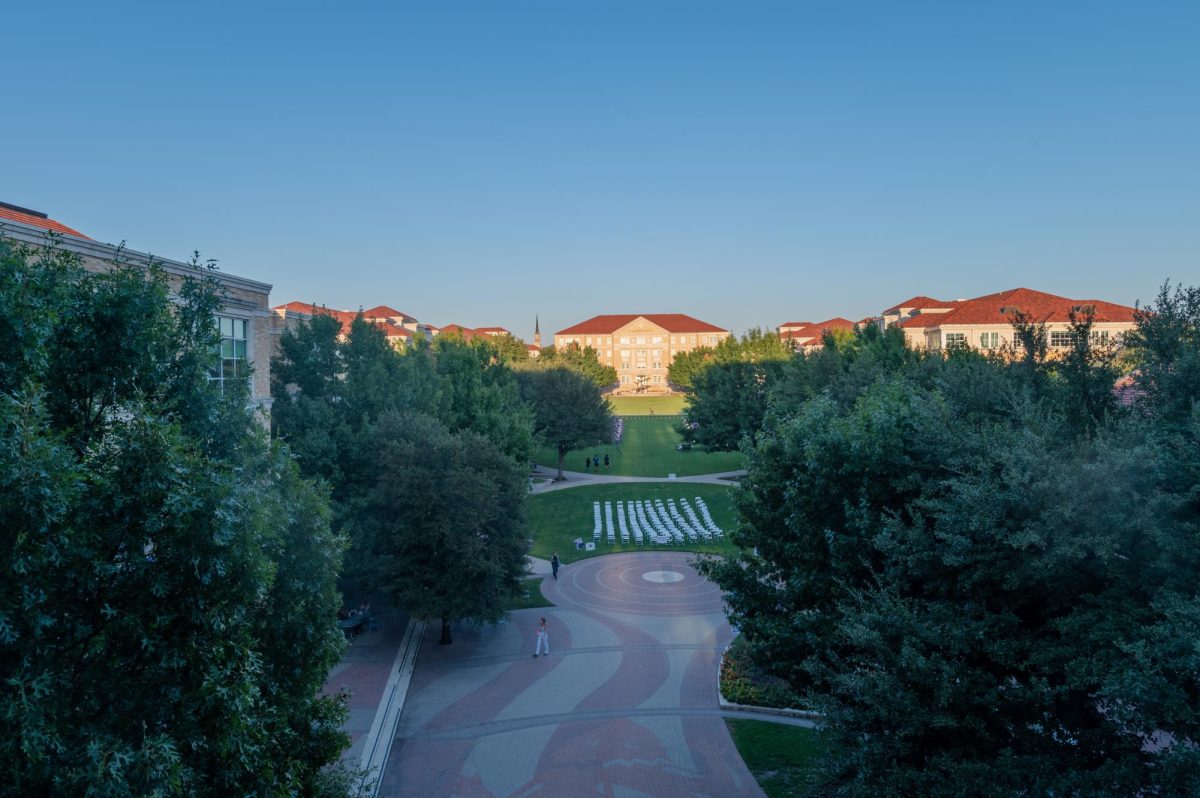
[
  {"left": 531, "top": 467, "right": 745, "bottom": 495},
  {"left": 379, "top": 552, "right": 769, "bottom": 797}
]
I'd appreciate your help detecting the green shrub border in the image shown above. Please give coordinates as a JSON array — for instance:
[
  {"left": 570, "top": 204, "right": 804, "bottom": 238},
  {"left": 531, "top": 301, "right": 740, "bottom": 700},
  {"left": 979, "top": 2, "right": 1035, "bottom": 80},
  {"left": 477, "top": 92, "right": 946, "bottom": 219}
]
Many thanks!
[{"left": 719, "top": 636, "right": 806, "bottom": 710}]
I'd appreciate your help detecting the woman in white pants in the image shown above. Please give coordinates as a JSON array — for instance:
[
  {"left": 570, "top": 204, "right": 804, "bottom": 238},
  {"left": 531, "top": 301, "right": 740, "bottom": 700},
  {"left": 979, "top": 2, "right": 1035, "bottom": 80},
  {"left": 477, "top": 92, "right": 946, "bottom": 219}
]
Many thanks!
[{"left": 533, "top": 617, "right": 550, "bottom": 657}]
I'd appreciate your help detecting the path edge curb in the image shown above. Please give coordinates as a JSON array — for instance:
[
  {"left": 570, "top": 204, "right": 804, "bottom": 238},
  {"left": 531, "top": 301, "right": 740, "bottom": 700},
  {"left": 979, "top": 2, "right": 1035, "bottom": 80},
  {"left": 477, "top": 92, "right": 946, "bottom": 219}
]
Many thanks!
[{"left": 361, "top": 618, "right": 425, "bottom": 795}]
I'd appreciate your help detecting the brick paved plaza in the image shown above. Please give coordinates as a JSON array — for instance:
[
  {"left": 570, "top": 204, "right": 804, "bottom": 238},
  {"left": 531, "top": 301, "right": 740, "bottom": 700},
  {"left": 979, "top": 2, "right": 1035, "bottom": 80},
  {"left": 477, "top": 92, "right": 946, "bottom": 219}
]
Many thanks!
[{"left": 379, "top": 552, "right": 765, "bottom": 797}]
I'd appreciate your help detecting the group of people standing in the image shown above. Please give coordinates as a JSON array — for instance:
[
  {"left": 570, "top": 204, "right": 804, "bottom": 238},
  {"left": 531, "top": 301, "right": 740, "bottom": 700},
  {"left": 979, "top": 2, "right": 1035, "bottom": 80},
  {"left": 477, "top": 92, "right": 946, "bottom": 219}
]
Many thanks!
[{"left": 582, "top": 453, "right": 610, "bottom": 472}]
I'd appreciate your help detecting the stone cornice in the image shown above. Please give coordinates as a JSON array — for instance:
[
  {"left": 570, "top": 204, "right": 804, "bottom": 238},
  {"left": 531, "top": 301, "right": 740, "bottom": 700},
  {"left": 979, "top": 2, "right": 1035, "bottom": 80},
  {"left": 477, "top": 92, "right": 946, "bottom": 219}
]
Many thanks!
[{"left": 0, "top": 218, "right": 273, "bottom": 295}]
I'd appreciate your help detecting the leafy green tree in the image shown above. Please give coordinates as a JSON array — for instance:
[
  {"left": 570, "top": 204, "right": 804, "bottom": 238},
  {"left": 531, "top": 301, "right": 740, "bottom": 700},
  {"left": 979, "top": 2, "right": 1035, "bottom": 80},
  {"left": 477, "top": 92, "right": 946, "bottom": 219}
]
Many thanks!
[
  {"left": 487, "top": 333, "right": 532, "bottom": 364},
  {"left": 516, "top": 367, "right": 614, "bottom": 479},
  {"left": 701, "top": 293, "right": 1200, "bottom": 796},
  {"left": 0, "top": 239, "right": 349, "bottom": 796},
  {"left": 534, "top": 342, "right": 617, "bottom": 388},
  {"left": 676, "top": 328, "right": 797, "bottom": 451},
  {"left": 666, "top": 346, "right": 715, "bottom": 390},
  {"left": 362, "top": 413, "right": 528, "bottom": 644},
  {"left": 429, "top": 335, "right": 533, "bottom": 464}
]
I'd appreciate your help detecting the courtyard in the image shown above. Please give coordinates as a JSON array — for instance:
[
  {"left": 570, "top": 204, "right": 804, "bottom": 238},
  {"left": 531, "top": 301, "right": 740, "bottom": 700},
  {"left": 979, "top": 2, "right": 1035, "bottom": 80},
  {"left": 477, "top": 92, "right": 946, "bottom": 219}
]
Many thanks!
[{"left": 378, "top": 552, "right": 776, "bottom": 797}]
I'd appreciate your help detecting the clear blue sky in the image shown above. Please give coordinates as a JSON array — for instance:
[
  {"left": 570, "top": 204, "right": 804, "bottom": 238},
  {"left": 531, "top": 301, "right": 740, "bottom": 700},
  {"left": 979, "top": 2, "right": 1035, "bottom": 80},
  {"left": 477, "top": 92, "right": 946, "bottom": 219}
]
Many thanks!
[{"left": 5, "top": 1, "right": 1198, "bottom": 337}]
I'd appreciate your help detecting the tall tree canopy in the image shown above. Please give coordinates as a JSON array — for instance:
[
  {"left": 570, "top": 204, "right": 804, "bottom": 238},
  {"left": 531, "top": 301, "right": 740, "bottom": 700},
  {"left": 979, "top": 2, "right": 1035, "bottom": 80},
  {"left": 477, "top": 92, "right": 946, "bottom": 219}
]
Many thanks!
[
  {"left": 533, "top": 342, "right": 618, "bottom": 388},
  {"left": 702, "top": 300, "right": 1200, "bottom": 796},
  {"left": 361, "top": 413, "right": 528, "bottom": 644},
  {"left": 272, "top": 323, "right": 533, "bottom": 529},
  {"left": 0, "top": 239, "right": 349, "bottom": 796},
  {"left": 516, "top": 366, "right": 614, "bottom": 479},
  {"left": 675, "top": 328, "right": 795, "bottom": 451}
]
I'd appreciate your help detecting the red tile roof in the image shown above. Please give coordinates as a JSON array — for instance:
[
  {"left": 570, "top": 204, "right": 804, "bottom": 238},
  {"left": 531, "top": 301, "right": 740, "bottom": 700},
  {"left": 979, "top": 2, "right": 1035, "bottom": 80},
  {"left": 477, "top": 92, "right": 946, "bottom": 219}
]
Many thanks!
[
  {"left": 782, "top": 317, "right": 857, "bottom": 337},
  {"left": 778, "top": 320, "right": 812, "bottom": 329},
  {"left": 928, "top": 288, "right": 1136, "bottom": 326},
  {"left": 474, "top": 326, "right": 511, "bottom": 335},
  {"left": 438, "top": 324, "right": 481, "bottom": 340},
  {"left": 896, "top": 313, "right": 948, "bottom": 329},
  {"left": 883, "top": 295, "right": 954, "bottom": 314},
  {"left": 0, "top": 202, "right": 89, "bottom": 239},
  {"left": 362, "top": 305, "right": 414, "bottom": 321},
  {"left": 556, "top": 314, "right": 727, "bottom": 335},
  {"left": 272, "top": 302, "right": 359, "bottom": 334},
  {"left": 375, "top": 322, "right": 412, "bottom": 338}
]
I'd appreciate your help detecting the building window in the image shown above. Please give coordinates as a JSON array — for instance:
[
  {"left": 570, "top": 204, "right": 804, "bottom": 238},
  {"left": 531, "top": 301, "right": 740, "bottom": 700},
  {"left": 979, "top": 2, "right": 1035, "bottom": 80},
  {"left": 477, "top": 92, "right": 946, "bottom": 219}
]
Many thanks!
[
  {"left": 980, "top": 332, "right": 999, "bottom": 348},
  {"left": 619, "top": 337, "right": 630, "bottom": 345},
  {"left": 1049, "top": 330, "right": 1075, "bottom": 348},
  {"left": 621, "top": 361, "right": 630, "bottom": 370},
  {"left": 945, "top": 332, "right": 966, "bottom": 347},
  {"left": 651, "top": 336, "right": 663, "bottom": 344},
  {"left": 1091, "top": 330, "right": 1110, "bottom": 344},
  {"left": 211, "top": 316, "right": 249, "bottom": 392}
]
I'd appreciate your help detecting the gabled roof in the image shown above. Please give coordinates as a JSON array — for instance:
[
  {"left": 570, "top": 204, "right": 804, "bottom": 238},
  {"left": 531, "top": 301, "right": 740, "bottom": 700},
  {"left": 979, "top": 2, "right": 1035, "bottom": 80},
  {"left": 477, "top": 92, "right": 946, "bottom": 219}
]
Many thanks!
[
  {"left": 272, "top": 302, "right": 359, "bottom": 334},
  {"left": 474, "top": 326, "right": 511, "bottom": 335},
  {"left": 362, "top": 305, "right": 415, "bottom": 321},
  {"left": 778, "top": 320, "right": 812, "bottom": 330},
  {"left": 556, "top": 314, "right": 727, "bottom": 335},
  {"left": 374, "top": 322, "right": 412, "bottom": 338},
  {"left": 782, "top": 317, "right": 857, "bottom": 337},
  {"left": 882, "top": 295, "right": 954, "bottom": 315},
  {"left": 896, "top": 313, "right": 947, "bottom": 329},
  {"left": 438, "top": 323, "right": 480, "bottom": 340},
  {"left": 0, "top": 201, "right": 90, "bottom": 239},
  {"left": 932, "top": 288, "right": 1136, "bottom": 326}
]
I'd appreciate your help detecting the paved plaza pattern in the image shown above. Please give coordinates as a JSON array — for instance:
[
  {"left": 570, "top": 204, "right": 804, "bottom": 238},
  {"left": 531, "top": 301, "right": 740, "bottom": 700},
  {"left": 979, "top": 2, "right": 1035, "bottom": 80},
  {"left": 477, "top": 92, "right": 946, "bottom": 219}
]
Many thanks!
[{"left": 379, "top": 552, "right": 766, "bottom": 798}]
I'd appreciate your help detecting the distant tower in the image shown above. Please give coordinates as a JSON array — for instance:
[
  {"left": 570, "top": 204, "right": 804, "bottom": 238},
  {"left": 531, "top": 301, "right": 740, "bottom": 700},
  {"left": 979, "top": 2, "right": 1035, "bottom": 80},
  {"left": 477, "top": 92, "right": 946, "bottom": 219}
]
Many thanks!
[{"left": 534, "top": 315, "right": 541, "bottom": 348}]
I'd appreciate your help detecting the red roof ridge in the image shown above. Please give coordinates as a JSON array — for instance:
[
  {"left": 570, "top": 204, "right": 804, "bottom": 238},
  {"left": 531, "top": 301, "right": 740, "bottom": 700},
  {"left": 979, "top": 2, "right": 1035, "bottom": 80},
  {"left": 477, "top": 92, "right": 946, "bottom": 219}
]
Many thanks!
[
  {"left": 557, "top": 313, "right": 727, "bottom": 335},
  {"left": 0, "top": 202, "right": 90, "bottom": 239}
]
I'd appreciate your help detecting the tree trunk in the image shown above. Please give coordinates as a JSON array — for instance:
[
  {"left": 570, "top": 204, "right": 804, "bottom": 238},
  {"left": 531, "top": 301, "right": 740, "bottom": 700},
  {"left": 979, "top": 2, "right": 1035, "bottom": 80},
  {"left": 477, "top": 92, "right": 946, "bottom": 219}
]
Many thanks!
[{"left": 439, "top": 614, "right": 453, "bottom": 645}]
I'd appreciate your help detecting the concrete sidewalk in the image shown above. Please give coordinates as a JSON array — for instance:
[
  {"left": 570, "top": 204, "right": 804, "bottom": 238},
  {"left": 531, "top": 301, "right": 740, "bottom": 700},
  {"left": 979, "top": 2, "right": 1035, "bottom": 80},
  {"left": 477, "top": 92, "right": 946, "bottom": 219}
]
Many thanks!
[
  {"left": 530, "top": 467, "right": 745, "bottom": 494},
  {"left": 322, "top": 608, "right": 421, "bottom": 789},
  {"left": 379, "top": 552, "right": 766, "bottom": 797}
]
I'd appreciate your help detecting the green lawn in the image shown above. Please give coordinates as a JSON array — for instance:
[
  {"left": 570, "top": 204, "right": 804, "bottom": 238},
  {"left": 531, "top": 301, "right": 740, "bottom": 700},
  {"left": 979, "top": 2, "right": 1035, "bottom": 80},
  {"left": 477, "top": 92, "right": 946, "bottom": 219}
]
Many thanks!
[
  {"left": 532, "top": 415, "right": 742, "bottom": 478},
  {"left": 505, "top": 577, "right": 556, "bottom": 610},
  {"left": 526, "top": 482, "right": 739, "bottom": 561},
  {"left": 725, "top": 719, "right": 826, "bottom": 798},
  {"left": 606, "top": 394, "right": 688, "bottom": 416}
]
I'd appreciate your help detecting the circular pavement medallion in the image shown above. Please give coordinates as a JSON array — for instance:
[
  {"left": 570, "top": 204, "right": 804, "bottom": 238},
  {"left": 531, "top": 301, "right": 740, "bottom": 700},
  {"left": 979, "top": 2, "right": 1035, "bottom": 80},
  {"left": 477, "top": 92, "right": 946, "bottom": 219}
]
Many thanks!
[{"left": 642, "top": 570, "right": 685, "bottom": 584}]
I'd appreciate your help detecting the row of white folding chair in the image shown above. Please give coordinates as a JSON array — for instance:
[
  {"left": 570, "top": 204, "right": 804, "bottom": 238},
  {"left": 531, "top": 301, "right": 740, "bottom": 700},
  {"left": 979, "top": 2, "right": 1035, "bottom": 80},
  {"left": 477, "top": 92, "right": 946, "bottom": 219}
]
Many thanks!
[
  {"left": 668, "top": 499, "right": 710, "bottom": 541},
  {"left": 604, "top": 501, "right": 616, "bottom": 542},
  {"left": 643, "top": 500, "right": 684, "bottom": 544},
  {"left": 593, "top": 502, "right": 602, "bottom": 539},
  {"left": 693, "top": 497, "right": 723, "bottom": 537},
  {"left": 616, "top": 501, "right": 631, "bottom": 543}
]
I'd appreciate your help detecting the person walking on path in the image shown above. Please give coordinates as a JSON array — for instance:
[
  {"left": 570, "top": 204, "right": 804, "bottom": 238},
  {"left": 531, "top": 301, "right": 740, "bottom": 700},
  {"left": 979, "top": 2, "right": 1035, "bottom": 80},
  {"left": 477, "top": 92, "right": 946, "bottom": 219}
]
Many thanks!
[
  {"left": 603, "top": 454, "right": 610, "bottom": 471},
  {"left": 551, "top": 553, "right": 560, "bottom": 580},
  {"left": 533, "top": 617, "right": 550, "bottom": 657},
  {"left": 584, "top": 457, "right": 589, "bottom": 473}
]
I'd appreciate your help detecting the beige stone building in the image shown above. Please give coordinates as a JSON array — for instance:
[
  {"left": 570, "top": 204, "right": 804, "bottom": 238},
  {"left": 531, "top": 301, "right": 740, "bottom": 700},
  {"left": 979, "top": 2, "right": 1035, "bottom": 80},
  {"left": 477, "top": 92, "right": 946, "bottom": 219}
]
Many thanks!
[
  {"left": 1, "top": 201, "right": 276, "bottom": 418},
  {"left": 555, "top": 314, "right": 730, "bottom": 393},
  {"left": 878, "top": 288, "right": 1137, "bottom": 351}
]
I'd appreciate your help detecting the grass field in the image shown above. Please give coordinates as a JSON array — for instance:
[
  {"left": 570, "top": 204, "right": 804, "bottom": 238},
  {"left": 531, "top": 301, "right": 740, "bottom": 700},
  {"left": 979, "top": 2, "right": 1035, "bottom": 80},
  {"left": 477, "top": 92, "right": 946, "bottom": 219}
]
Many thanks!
[
  {"left": 505, "top": 577, "right": 556, "bottom": 610},
  {"left": 606, "top": 394, "right": 688, "bottom": 416},
  {"left": 526, "top": 482, "right": 739, "bottom": 561},
  {"left": 532, "top": 415, "right": 742, "bottom": 478},
  {"left": 724, "top": 719, "right": 826, "bottom": 798}
]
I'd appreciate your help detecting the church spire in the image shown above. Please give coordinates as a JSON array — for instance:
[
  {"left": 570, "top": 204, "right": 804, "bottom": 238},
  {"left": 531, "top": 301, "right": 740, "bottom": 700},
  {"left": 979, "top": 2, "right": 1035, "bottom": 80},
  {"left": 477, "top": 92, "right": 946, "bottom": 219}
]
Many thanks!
[{"left": 533, "top": 315, "right": 541, "bottom": 348}]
